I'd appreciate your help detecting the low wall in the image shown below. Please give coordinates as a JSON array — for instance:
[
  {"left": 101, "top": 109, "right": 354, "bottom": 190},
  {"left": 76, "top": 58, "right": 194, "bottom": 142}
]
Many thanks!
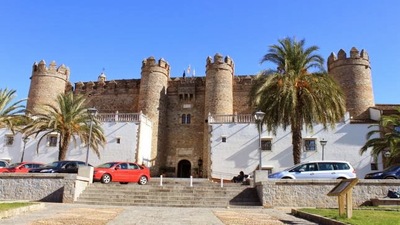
[
  {"left": 0, "top": 173, "right": 77, "bottom": 203},
  {"left": 257, "top": 179, "right": 400, "bottom": 208}
]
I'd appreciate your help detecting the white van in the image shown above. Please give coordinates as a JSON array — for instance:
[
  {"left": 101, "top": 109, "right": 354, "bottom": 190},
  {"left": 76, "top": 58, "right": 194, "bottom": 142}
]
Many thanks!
[{"left": 268, "top": 161, "right": 356, "bottom": 179}]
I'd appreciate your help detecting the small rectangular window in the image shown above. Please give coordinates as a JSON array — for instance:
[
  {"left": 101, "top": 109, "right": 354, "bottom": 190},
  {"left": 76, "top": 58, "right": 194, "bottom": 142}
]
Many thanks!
[
  {"left": 222, "top": 136, "right": 227, "bottom": 142},
  {"left": 116, "top": 138, "right": 121, "bottom": 144},
  {"left": 48, "top": 135, "right": 58, "bottom": 147},
  {"left": 304, "top": 139, "right": 316, "bottom": 151},
  {"left": 5, "top": 135, "right": 14, "bottom": 146},
  {"left": 261, "top": 139, "right": 272, "bottom": 151}
]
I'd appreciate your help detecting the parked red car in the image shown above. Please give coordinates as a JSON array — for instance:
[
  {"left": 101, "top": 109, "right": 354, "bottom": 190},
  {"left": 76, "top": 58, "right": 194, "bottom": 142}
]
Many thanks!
[
  {"left": 93, "top": 162, "right": 150, "bottom": 185},
  {"left": 3, "top": 162, "right": 44, "bottom": 173}
]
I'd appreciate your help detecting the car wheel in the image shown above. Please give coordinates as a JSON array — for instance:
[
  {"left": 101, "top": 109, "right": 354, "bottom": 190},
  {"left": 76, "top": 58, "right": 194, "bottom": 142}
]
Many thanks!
[
  {"left": 337, "top": 177, "right": 347, "bottom": 179},
  {"left": 101, "top": 174, "right": 112, "bottom": 184},
  {"left": 138, "top": 176, "right": 148, "bottom": 185},
  {"left": 282, "top": 177, "right": 292, "bottom": 179},
  {"left": 384, "top": 176, "right": 397, "bottom": 179}
]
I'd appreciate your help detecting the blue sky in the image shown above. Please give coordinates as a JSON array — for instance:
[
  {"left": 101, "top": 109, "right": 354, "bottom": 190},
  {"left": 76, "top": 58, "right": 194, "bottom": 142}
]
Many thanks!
[{"left": 1, "top": 1, "right": 399, "bottom": 104}]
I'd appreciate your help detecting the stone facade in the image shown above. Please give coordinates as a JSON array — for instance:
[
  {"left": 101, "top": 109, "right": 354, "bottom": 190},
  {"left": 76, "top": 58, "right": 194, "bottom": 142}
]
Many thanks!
[
  {"left": 26, "top": 60, "right": 70, "bottom": 114},
  {"left": 0, "top": 173, "right": 76, "bottom": 203},
  {"left": 26, "top": 49, "right": 374, "bottom": 177},
  {"left": 257, "top": 180, "right": 400, "bottom": 208},
  {"left": 328, "top": 48, "right": 374, "bottom": 120}
]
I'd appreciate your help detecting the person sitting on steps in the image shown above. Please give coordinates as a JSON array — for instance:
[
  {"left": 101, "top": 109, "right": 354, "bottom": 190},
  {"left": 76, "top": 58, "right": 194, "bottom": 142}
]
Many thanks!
[{"left": 232, "top": 171, "right": 245, "bottom": 183}]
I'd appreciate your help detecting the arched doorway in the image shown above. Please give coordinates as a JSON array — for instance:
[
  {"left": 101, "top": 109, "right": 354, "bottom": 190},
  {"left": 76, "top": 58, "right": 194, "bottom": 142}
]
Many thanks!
[{"left": 177, "top": 160, "right": 191, "bottom": 178}]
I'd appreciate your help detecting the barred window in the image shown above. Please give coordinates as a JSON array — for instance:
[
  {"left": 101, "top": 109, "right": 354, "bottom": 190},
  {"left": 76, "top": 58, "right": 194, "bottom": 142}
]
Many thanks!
[
  {"left": 5, "top": 135, "right": 14, "bottom": 146},
  {"left": 261, "top": 139, "right": 272, "bottom": 151},
  {"left": 48, "top": 135, "right": 58, "bottom": 147},
  {"left": 304, "top": 139, "right": 316, "bottom": 151}
]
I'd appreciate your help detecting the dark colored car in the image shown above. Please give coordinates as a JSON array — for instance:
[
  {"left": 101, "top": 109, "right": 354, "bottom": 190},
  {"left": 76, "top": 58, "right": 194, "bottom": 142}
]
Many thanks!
[
  {"left": 29, "top": 160, "right": 91, "bottom": 173},
  {"left": 364, "top": 165, "right": 400, "bottom": 179}
]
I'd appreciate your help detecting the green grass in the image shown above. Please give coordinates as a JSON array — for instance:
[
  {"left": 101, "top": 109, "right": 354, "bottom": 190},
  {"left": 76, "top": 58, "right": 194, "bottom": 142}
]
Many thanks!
[
  {"left": 300, "top": 208, "right": 400, "bottom": 225},
  {"left": 0, "top": 202, "right": 34, "bottom": 211}
]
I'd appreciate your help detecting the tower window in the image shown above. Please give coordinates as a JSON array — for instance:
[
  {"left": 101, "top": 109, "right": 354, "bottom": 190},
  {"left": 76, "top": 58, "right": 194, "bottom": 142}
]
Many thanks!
[
  {"left": 181, "top": 114, "right": 191, "bottom": 124},
  {"left": 116, "top": 138, "right": 121, "bottom": 144},
  {"left": 222, "top": 136, "right": 227, "bottom": 142}
]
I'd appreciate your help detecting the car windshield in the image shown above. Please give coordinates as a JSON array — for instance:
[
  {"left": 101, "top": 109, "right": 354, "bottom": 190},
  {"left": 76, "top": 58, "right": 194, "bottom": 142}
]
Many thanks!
[
  {"left": 97, "top": 162, "right": 118, "bottom": 168},
  {"left": 41, "top": 162, "right": 62, "bottom": 168},
  {"left": 9, "top": 163, "right": 22, "bottom": 168}
]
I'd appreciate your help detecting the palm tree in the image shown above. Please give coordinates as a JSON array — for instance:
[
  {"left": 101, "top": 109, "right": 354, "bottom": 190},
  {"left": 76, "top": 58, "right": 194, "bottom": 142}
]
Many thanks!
[
  {"left": 360, "top": 107, "right": 400, "bottom": 166},
  {"left": 250, "top": 37, "right": 346, "bottom": 164},
  {"left": 24, "top": 92, "right": 106, "bottom": 160},
  {"left": 0, "top": 88, "right": 26, "bottom": 132}
]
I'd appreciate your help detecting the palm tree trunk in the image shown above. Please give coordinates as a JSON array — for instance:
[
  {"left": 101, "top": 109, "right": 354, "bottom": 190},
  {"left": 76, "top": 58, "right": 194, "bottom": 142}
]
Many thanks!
[
  {"left": 58, "top": 134, "right": 70, "bottom": 160},
  {"left": 292, "top": 123, "right": 303, "bottom": 164}
]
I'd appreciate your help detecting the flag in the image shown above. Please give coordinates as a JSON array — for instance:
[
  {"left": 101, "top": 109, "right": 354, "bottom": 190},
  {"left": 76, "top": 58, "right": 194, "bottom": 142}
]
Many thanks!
[
  {"left": 192, "top": 69, "right": 195, "bottom": 77},
  {"left": 187, "top": 65, "right": 191, "bottom": 75},
  {"left": 182, "top": 70, "right": 186, "bottom": 78}
]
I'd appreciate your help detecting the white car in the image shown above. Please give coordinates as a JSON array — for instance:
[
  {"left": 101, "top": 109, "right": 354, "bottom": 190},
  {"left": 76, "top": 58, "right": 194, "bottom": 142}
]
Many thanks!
[{"left": 268, "top": 161, "right": 356, "bottom": 179}]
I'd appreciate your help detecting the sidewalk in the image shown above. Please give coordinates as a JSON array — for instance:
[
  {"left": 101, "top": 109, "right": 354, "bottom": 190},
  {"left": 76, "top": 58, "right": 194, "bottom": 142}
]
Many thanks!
[{"left": 0, "top": 203, "right": 318, "bottom": 225}]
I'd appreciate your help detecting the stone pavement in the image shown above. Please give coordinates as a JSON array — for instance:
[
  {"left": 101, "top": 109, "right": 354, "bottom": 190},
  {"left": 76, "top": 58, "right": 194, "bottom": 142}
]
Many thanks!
[{"left": 1, "top": 203, "right": 318, "bottom": 225}]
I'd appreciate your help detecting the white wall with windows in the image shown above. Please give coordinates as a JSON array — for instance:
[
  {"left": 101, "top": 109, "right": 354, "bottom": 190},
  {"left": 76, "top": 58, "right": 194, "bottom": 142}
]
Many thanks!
[
  {"left": 0, "top": 114, "right": 153, "bottom": 167},
  {"left": 209, "top": 119, "right": 377, "bottom": 180}
]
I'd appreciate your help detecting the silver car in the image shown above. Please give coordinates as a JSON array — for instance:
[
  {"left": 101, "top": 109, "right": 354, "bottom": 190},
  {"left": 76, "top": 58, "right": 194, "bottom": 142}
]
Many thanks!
[{"left": 268, "top": 161, "right": 357, "bottom": 179}]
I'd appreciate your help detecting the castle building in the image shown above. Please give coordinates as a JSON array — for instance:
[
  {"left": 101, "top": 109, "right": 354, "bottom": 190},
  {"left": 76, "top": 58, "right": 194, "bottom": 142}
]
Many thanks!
[{"left": 5, "top": 47, "right": 394, "bottom": 178}]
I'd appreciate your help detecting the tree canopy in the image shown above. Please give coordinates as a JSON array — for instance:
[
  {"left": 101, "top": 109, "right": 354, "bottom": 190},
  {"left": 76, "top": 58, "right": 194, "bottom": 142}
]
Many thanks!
[{"left": 250, "top": 37, "right": 346, "bottom": 164}]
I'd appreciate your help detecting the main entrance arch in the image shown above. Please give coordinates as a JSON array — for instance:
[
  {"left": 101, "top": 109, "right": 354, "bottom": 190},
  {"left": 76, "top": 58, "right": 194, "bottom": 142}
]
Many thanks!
[{"left": 177, "top": 160, "right": 191, "bottom": 178}]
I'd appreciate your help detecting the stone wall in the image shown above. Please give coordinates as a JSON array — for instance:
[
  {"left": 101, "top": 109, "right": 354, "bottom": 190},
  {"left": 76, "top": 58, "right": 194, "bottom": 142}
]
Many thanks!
[
  {"left": 257, "top": 179, "right": 400, "bottom": 208},
  {"left": 0, "top": 174, "right": 77, "bottom": 203}
]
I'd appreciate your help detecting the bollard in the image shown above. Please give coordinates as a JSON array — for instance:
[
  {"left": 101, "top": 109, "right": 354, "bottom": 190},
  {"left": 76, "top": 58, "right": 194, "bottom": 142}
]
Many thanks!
[
  {"left": 160, "top": 175, "right": 163, "bottom": 186},
  {"left": 190, "top": 175, "right": 193, "bottom": 187}
]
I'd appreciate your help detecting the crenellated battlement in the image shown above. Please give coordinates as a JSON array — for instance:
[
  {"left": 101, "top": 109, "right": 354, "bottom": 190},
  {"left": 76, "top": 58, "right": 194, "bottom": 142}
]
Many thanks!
[
  {"left": 141, "top": 57, "right": 170, "bottom": 75},
  {"left": 206, "top": 53, "right": 234, "bottom": 71},
  {"left": 74, "top": 79, "right": 140, "bottom": 94},
  {"left": 327, "top": 47, "right": 370, "bottom": 71},
  {"left": 32, "top": 60, "right": 70, "bottom": 79}
]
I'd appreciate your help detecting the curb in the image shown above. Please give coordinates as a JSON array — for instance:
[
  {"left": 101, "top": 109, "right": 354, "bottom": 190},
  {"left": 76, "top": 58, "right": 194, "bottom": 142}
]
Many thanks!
[
  {"left": 291, "top": 209, "right": 346, "bottom": 225},
  {"left": 0, "top": 203, "right": 45, "bottom": 219}
]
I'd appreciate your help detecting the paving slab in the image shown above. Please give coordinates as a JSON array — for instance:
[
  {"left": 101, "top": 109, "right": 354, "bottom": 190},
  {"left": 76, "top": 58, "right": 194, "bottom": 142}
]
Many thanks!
[{"left": 0, "top": 203, "right": 318, "bottom": 225}]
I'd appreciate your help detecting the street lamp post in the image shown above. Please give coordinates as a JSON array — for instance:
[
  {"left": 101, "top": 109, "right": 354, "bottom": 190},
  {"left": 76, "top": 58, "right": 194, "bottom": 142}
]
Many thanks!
[
  {"left": 21, "top": 136, "right": 30, "bottom": 163},
  {"left": 254, "top": 110, "right": 265, "bottom": 171},
  {"left": 320, "top": 139, "right": 327, "bottom": 161},
  {"left": 85, "top": 108, "right": 98, "bottom": 166}
]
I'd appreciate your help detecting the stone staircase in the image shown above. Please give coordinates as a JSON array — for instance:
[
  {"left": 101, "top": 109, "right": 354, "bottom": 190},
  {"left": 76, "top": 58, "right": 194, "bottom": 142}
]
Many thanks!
[{"left": 75, "top": 178, "right": 262, "bottom": 208}]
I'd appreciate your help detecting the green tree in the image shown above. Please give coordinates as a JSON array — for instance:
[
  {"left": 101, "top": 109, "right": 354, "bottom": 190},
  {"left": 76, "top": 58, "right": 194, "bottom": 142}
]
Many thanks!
[
  {"left": 0, "top": 88, "right": 26, "bottom": 132},
  {"left": 360, "top": 107, "right": 400, "bottom": 166},
  {"left": 24, "top": 92, "right": 106, "bottom": 160},
  {"left": 250, "top": 37, "right": 346, "bottom": 164}
]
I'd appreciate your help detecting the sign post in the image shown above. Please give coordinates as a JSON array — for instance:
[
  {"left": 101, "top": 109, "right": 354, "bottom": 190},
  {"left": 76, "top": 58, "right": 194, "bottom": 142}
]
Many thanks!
[{"left": 327, "top": 178, "right": 359, "bottom": 218}]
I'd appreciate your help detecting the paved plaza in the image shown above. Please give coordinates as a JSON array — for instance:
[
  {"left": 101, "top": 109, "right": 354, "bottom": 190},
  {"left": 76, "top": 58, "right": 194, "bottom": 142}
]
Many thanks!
[{"left": 1, "top": 203, "right": 318, "bottom": 225}]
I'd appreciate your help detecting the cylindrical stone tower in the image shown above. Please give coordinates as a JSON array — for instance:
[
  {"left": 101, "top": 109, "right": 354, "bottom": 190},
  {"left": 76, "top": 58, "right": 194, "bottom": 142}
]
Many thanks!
[
  {"left": 205, "top": 53, "right": 234, "bottom": 116},
  {"left": 26, "top": 60, "right": 70, "bottom": 114},
  {"left": 327, "top": 47, "right": 374, "bottom": 120},
  {"left": 139, "top": 57, "right": 170, "bottom": 171},
  {"left": 203, "top": 53, "right": 234, "bottom": 178}
]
